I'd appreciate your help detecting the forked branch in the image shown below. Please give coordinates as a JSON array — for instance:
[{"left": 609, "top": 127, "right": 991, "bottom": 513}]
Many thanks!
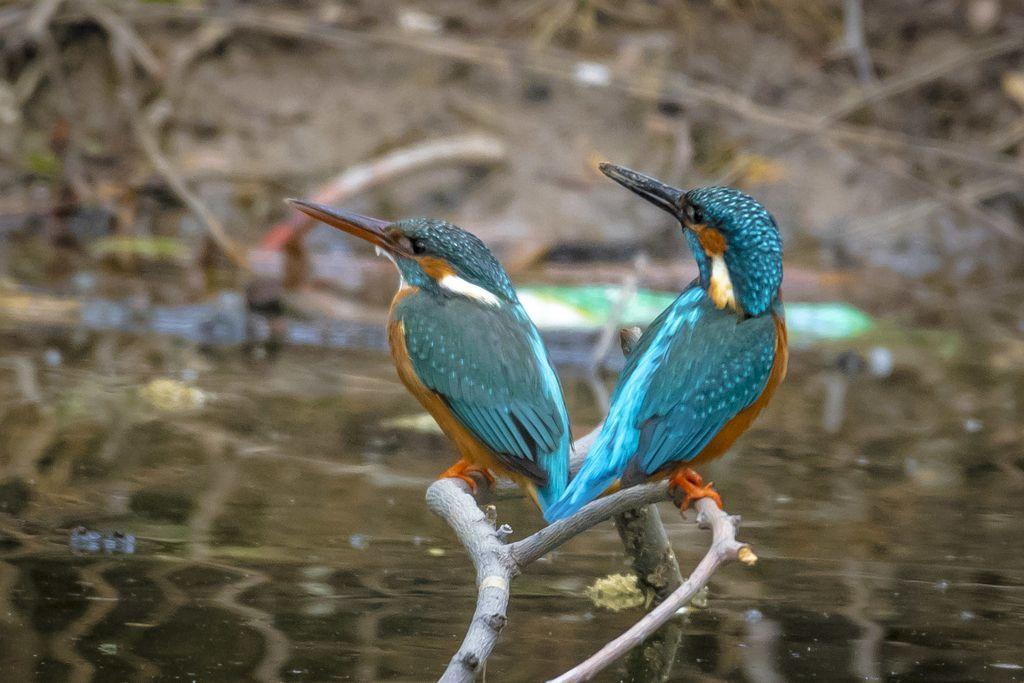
[
  {"left": 426, "top": 473, "right": 673, "bottom": 682},
  {"left": 427, "top": 457, "right": 755, "bottom": 681},
  {"left": 548, "top": 499, "right": 757, "bottom": 682}
]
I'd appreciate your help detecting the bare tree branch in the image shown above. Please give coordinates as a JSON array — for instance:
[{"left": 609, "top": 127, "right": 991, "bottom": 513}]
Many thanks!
[
  {"left": 26, "top": 0, "right": 62, "bottom": 40},
  {"left": 79, "top": 0, "right": 163, "bottom": 81},
  {"left": 105, "top": 24, "right": 252, "bottom": 271},
  {"left": 428, "top": 478, "right": 514, "bottom": 683},
  {"left": 427, "top": 469, "right": 757, "bottom": 681},
  {"left": 840, "top": 0, "right": 875, "bottom": 86},
  {"left": 426, "top": 470, "right": 677, "bottom": 681},
  {"left": 548, "top": 499, "right": 757, "bottom": 683},
  {"left": 506, "top": 481, "right": 669, "bottom": 568}
]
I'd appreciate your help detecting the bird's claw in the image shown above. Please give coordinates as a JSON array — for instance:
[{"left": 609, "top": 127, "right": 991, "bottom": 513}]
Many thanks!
[
  {"left": 439, "top": 460, "right": 495, "bottom": 494},
  {"left": 668, "top": 467, "right": 723, "bottom": 512}
]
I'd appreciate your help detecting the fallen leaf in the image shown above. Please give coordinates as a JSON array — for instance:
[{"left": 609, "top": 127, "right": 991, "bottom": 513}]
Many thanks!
[
  {"left": 1001, "top": 71, "right": 1024, "bottom": 108},
  {"left": 585, "top": 573, "right": 645, "bottom": 612},
  {"left": 140, "top": 378, "right": 206, "bottom": 412}
]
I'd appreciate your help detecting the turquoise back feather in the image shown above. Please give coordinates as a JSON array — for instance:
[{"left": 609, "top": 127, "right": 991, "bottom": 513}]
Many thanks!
[
  {"left": 545, "top": 285, "right": 780, "bottom": 521},
  {"left": 395, "top": 291, "right": 571, "bottom": 509}
]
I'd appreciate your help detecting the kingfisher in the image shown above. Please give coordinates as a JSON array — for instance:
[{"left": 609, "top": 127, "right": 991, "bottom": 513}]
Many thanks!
[
  {"left": 287, "top": 199, "right": 571, "bottom": 513},
  {"left": 544, "top": 164, "right": 787, "bottom": 522}
]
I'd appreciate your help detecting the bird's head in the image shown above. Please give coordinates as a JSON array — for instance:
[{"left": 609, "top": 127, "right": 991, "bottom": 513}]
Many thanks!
[
  {"left": 287, "top": 200, "right": 516, "bottom": 306},
  {"left": 599, "top": 163, "right": 783, "bottom": 316}
]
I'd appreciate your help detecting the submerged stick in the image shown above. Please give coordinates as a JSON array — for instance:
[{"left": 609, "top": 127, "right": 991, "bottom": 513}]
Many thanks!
[{"left": 613, "top": 505, "right": 681, "bottom": 605}]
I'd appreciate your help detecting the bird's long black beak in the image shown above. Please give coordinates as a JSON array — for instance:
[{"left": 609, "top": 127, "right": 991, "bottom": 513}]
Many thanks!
[
  {"left": 599, "top": 163, "right": 684, "bottom": 217},
  {"left": 287, "top": 199, "right": 409, "bottom": 256}
]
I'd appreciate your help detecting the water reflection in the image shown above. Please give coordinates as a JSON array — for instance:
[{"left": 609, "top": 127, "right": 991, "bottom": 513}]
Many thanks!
[{"left": 0, "top": 326, "right": 1022, "bottom": 681}]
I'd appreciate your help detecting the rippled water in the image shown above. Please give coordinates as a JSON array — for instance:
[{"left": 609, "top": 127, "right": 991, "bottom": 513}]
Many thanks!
[{"left": 0, "top": 321, "right": 1022, "bottom": 681}]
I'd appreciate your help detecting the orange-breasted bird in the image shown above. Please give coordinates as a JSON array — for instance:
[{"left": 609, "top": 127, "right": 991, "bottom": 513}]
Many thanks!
[
  {"left": 545, "top": 164, "right": 787, "bottom": 521},
  {"left": 287, "top": 200, "right": 571, "bottom": 513}
]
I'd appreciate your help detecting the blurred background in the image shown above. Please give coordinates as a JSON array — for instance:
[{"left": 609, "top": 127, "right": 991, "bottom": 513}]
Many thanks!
[{"left": 1, "top": 0, "right": 1023, "bottom": 680}]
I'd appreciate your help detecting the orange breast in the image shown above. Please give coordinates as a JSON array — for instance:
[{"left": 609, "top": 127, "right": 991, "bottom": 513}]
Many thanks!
[
  {"left": 385, "top": 291, "right": 502, "bottom": 474},
  {"left": 688, "top": 311, "right": 788, "bottom": 465}
]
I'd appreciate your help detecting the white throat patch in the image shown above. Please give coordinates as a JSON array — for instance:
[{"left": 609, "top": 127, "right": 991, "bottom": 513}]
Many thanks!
[
  {"left": 375, "top": 246, "right": 406, "bottom": 286},
  {"left": 439, "top": 274, "right": 500, "bottom": 306},
  {"left": 709, "top": 254, "right": 737, "bottom": 310}
]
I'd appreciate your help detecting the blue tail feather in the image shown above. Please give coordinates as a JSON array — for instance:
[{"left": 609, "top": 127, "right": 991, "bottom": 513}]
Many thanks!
[
  {"left": 542, "top": 442, "right": 621, "bottom": 522},
  {"left": 543, "top": 472, "right": 617, "bottom": 522},
  {"left": 533, "top": 440, "right": 571, "bottom": 515}
]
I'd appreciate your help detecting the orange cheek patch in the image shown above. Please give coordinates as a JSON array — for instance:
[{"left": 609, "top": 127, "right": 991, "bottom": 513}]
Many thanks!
[
  {"left": 695, "top": 225, "right": 726, "bottom": 255},
  {"left": 418, "top": 256, "right": 456, "bottom": 280},
  {"left": 693, "top": 224, "right": 736, "bottom": 311}
]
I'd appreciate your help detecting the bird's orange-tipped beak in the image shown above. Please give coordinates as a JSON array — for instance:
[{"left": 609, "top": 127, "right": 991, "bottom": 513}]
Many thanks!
[{"left": 286, "top": 199, "right": 410, "bottom": 256}]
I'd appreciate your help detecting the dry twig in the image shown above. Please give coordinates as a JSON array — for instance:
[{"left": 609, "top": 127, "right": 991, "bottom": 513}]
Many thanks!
[
  {"left": 587, "top": 254, "right": 644, "bottom": 370},
  {"left": 80, "top": 3, "right": 1024, "bottom": 179},
  {"left": 29, "top": 0, "right": 90, "bottom": 199},
  {"left": 840, "top": 0, "right": 875, "bottom": 86},
  {"left": 106, "top": 28, "right": 251, "bottom": 270},
  {"left": 428, "top": 467, "right": 753, "bottom": 681},
  {"left": 26, "top": 0, "right": 63, "bottom": 39},
  {"left": 261, "top": 134, "right": 506, "bottom": 251},
  {"left": 79, "top": 0, "right": 163, "bottom": 81}
]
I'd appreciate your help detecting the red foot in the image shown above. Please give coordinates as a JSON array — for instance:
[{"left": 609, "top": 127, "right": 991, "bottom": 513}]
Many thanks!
[
  {"left": 438, "top": 459, "right": 495, "bottom": 494},
  {"left": 668, "top": 467, "right": 723, "bottom": 511}
]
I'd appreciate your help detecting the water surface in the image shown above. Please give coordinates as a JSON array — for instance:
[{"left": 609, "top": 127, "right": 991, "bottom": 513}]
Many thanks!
[{"left": 0, "top": 322, "right": 1021, "bottom": 681}]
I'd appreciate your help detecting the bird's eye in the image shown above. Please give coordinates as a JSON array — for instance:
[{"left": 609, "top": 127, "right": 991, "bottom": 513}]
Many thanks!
[
  {"left": 394, "top": 234, "right": 426, "bottom": 255},
  {"left": 683, "top": 203, "right": 704, "bottom": 225}
]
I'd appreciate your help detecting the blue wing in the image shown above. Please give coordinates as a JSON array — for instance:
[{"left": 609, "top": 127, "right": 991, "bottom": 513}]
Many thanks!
[
  {"left": 396, "top": 294, "right": 571, "bottom": 508},
  {"left": 545, "top": 285, "right": 778, "bottom": 521}
]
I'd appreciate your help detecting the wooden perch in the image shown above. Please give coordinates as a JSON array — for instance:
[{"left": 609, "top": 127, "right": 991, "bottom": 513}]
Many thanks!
[
  {"left": 426, "top": 478, "right": 513, "bottom": 683},
  {"left": 426, "top": 473, "right": 673, "bottom": 682},
  {"left": 548, "top": 499, "right": 756, "bottom": 683},
  {"left": 427, "top": 463, "right": 755, "bottom": 681}
]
